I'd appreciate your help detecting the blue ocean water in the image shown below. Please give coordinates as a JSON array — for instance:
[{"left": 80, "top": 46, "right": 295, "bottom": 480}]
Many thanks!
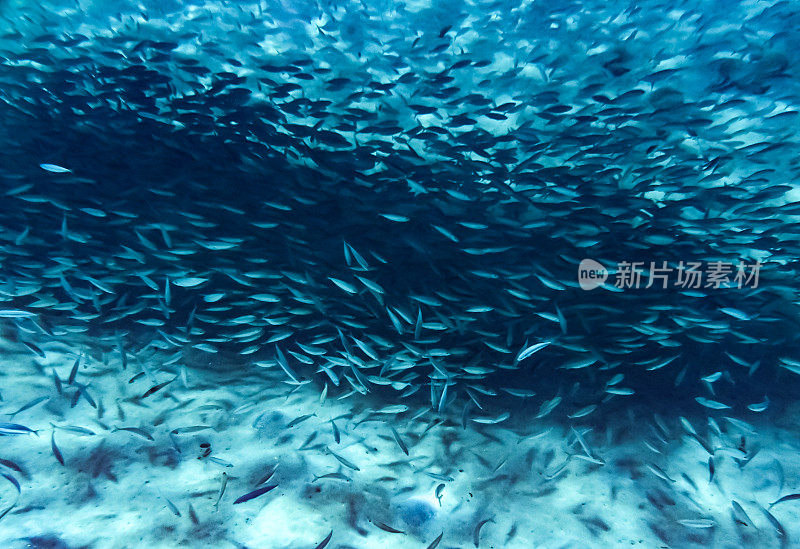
[{"left": 0, "top": 0, "right": 799, "bottom": 547}]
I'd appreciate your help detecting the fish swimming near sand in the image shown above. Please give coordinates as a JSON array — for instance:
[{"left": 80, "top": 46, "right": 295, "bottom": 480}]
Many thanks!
[{"left": 0, "top": 0, "right": 798, "bottom": 546}]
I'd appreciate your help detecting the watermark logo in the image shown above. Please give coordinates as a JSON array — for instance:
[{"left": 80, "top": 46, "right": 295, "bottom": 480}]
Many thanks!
[
  {"left": 578, "top": 258, "right": 608, "bottom": 290},
  {"left": 578, "top": 259, "right": 761, "bottom": 291}
]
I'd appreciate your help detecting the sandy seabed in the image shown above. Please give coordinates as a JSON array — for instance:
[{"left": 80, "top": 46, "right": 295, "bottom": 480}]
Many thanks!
[{"left": 0, "top": 340, "right": 798, "bottom": 549}]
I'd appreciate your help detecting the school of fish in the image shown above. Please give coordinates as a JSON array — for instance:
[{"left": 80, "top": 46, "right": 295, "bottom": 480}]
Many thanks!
[{"left": 0, "top": 0, "right": 799, "bottom": 547}]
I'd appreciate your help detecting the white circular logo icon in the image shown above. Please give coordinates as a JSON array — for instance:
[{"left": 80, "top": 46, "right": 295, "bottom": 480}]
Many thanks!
[{"left": 578, "top": 259, "right": 608, "bottom": 290}]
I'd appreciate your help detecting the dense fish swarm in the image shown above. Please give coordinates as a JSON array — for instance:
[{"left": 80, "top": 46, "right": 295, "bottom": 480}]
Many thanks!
[{"left": 0, "top": 0, "right": 799, "bottom": 547}]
